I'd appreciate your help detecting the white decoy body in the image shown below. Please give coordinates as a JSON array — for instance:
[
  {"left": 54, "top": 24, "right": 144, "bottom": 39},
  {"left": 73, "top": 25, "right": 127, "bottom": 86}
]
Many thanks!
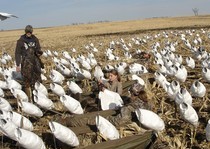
[
  {"left": 186, "top": 57, "right": 195, "bottom": 69},
  {"left": 205, "top": 120, "right": 210, "bottom": 141},
  {"left": 179, "top": 102, "right": 199, "bottom": 126},
  {"left": 166, "top": 80, "right": 180, "bottom": 100},
  {"left": 0, "top": 97, "right": 12, "bottom": 111},
  {"left": 60, "top": 95, "right": 83, "bottom": 114},
  {"left": 33, "top": 95, "right": 54, "bottom": 110},
  {"left": 154, "top": 71, "right": 170, "bottom": 91},
  {"left": 202, "top": 67, "right": 210, "bottom": 83},
  {"left": 131, "top": 74, "right": 145, "bottom": 86},
  {"left": 135, "top": 108, "right": 165, "bottom": 131},
  {"left": 96, "top": 115, "right": 119, "bottom": 140},
  {"left": 0, "top": 118, "right": 18, "bottom": 141},
  {"left": 49, "top": 121, "right": 79, "bottom": 147},
  {"left": 15, "top": 128, "right": 46, "bottom": 149},
  {"left": 34, "top": 82, "right": 48, "bottom": 97},
  {"left": 175, "top": 88, "right": 193, "bottom": 106},
  {"left": 9, "top": 111, "right": 34, "bottom": 131},
  {"left": 99, "top": 89, "right": 124, "bottom": 110},
  {"left": 49, "top": 69, "right": 65, "bottom": 85},
  {"left": 0, "top": 88, "right": 4, "bottom": 97},
  {"left": 19, "top": 101, "right": 43, "bottom": 118},
  {"left": 67, "top": 81, "right": 82, "bottom": 94},
  {"left": 10, "top": 88, "right": 28, "bottom": 102},
  {"left": 190, "top": 80, "right": 206, "bottom": 98},
  {"left": 6, "top": 79, "right": 22, "bottom": 90},
  {"left": 0, "top": 12, "right": 18, "bottom": 21},
  {"left": 0, "top": 80, "right": 8, "bottom": 89},
  {"left": 94, "top": 65, "right": 104, "bottom": 81},
  {"left": 50, "top": 83, "right": 65, "bottom": 96}
]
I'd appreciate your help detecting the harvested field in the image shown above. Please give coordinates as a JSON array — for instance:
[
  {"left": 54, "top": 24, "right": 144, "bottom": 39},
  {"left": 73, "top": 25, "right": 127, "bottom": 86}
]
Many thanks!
[{"left": 0, "top": 15, "right": 210, "bottom": 149}]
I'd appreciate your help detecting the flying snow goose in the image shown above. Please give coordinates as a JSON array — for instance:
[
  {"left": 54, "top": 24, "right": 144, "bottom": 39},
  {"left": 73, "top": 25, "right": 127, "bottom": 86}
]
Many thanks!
[{"left": 0, "top": 12, "right": 18, "bottom": 21}]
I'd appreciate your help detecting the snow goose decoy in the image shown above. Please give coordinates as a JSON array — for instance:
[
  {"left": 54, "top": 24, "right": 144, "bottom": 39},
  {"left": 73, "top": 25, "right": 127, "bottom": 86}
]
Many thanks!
[
  {"left": 205, "top": 119, "right": 210, "bottom": 142},
  {"left": 67, "top": 81, "right": 82, "bottom": 94},
  {"left": 96, "top": 115, "right": 119, "bottom": 140},
  {"left": 49, "top": 121, "right": 79, "bottom": 147},
  {"left": 60, "top": 95, "right": 83, "bottom": 114},
  {"left": 135, "top": 108, "right": 165, "bottom": 132},
  {"left": 190, "top": 80, "right": 206, "bottom": 98},
  {"left": 50, "top": 83, "right": 65, "bottom": 97},
  {"left": 15, "top": 128, "right": 46, "bottom": 149},
  {"left": 202, "top": 67, "right": 210, "bottom": 83},
  {"left": 186, "top": 56, "right": 195, "bottom": 69}
]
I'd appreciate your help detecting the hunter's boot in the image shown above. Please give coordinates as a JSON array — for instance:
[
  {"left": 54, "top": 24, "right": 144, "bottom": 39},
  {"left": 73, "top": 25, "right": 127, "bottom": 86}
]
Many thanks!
[{"left": 25, "top": 87, "right": 33, "bottom": 103}]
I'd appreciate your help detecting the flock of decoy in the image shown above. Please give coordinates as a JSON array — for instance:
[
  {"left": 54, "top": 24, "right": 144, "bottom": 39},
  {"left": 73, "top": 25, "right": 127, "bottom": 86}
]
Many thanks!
[{"left": 0, "top": 27, "right": 209, "bottom": 148}]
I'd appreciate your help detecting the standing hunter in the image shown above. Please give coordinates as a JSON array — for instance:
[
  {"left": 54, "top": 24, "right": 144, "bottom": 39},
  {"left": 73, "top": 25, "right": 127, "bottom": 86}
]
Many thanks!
[{"left": 15, "top": 25, "right": 44, "bottom": 102}]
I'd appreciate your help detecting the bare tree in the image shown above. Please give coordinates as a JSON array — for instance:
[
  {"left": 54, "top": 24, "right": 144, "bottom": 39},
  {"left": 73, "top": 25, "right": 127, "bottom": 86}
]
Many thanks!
[{"left": 192, "top": 8, "right": 199, "bottom": 16}]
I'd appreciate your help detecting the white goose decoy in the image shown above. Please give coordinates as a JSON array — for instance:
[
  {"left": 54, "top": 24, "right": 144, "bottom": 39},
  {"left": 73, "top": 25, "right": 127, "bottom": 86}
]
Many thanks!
[
  {"left": 33, "top": 95, "right": 54, "bottom": 110},
  {"left": 135, "top": 108, "right": 165, "bottom": 131},
  {"left": 50, "top": 83, "right": 65, "bottom": 96},
  {"left": 6, "top": 79, "right": 22, "bottom": 90},
  {"left": 173, "top": 65, "right": 187, "bottom": 83},
  {"left": 0, "top": 88, "right": 4, "bottom": 97},
  {"left": 190, "top": 80, "right": 206, "bottom": 98},
  {"left": 99, "top": 89, "right": 123, "bottom": 110},
  {"left": 131, "top": 74, "right": 145, "bottom": 86},
  {"left": 205, "top": 119, "right": 210, "bottom": 142},
  {"left": 157, "top": 64, "right": 167, "bottom": 75},
  {"left": 202, "top": 67, "right": 210, "bottom": 83},
  {"left": 19, "top": 101, "right": 43, "bottom": 118},
  {"left": 186, "top": 56, "right": 195, "bottom": 69},
  {"left": 166, "top": 80, "right": 180, "bottom": 100},
  {"left": 10, "top": 88, "right": 28, "bottom": 102},
  {"left": 9, "top": 111, "right": 34, "bottom": 131},
  {"left": 179, "top": 102, "right": 199, "bottom": 126},
  {"left": 49, "top": 121, "right": 79, "bottom": 147},
  {"left": 49, "top": 69, "right": 65, "bottom": 85},
  {"left": 15, "top": 128, "right": 46, "bottom": 149},
  {"left": 96, "top": 115, "right": 119, "bottom": 140},
  {"left": 154, "top": 71, "right": 170, "bottom": 91},
  {"left": 104, "top": 64, "right": 114, "bottom": 72},
  {"left": 0, "top": 80, "right": 8, "bottom": 89},
  {"left": 175, "top": 88, "right": 193, "bottom": 106},
  {"left": 60, "top": 95, "right": 83, "bottom": 114},
  {"left": 0, "top": 12, "right": 18, "bottom": 21},
  {"left": 67, "top": 81, "right": 82, "bottom": 94},
  {"left": 0, "top": 118, "right": 18, "bottom": 141},
  {"left": 34, "top": 81, "right": 48, "bottom": 97},
  {"left": 0, "top": 97, "right": 12, "bottom": 111},
  {"left": 93, "top": 65, "right": 104, "bottom": 81}
]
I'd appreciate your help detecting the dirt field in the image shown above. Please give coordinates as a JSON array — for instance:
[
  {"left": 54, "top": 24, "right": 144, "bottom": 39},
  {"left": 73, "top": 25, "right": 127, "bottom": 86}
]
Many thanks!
[{"left": 0, "top": 15, "right": 210, "bottom": 149}]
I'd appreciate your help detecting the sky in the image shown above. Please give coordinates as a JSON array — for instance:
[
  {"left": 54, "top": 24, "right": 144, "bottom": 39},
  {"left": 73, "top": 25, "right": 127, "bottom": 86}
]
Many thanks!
[{"left": 1, "top": 0, "right": 210, "bottom": 31}]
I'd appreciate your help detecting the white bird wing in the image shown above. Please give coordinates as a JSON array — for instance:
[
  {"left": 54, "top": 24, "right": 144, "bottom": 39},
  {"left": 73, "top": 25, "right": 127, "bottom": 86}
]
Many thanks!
[{"left": 0, "top": 12, "right": 18, "bottom": 21}]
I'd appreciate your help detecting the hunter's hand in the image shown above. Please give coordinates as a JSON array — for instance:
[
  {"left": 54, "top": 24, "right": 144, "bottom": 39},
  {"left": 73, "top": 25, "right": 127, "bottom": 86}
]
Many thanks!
[{"left": 16, "top": 66, "right": 21, "bottom": 72}]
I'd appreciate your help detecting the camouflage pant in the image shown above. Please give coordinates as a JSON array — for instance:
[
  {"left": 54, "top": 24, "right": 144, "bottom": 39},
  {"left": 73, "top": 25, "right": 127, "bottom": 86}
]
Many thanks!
[{"left": 21, "top": 55, "right": 42, "bottom": 88}]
